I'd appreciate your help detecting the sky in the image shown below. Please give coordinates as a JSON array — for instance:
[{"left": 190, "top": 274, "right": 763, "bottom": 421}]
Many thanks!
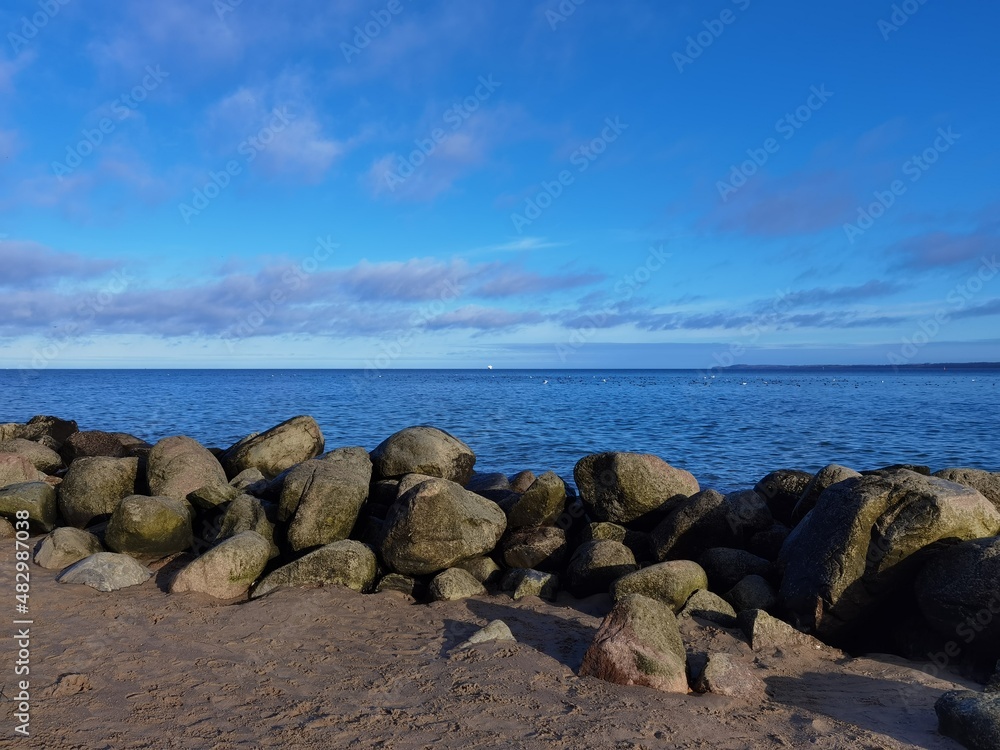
[{"left": 0, "top": 0, "right": 998, "bottom": 370}]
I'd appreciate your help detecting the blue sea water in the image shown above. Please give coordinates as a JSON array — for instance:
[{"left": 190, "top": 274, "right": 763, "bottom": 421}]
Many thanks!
[{"left": 1, "top": 369, "right": 997, "bottom": 492}]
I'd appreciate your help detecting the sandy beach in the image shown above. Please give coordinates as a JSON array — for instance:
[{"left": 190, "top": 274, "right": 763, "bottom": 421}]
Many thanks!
[{"left": 2, "top": 538, "right": 975, "bottom": 750}]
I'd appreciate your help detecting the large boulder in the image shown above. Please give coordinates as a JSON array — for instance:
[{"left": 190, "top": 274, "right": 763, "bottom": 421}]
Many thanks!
[
  {"left": 566, "top": 539, "right": 638, "bottom": 598},
  {"left": 753, "top": 469, "right": 813, "bottom": 527},
  {"left": 697, "top": 548, "right": 772, "bottom": 592},
  {"left": 790, "top": 464, "right": 862, "bottom": 526},
  {"left": 574, "top": 452, "right": 698, "bottom": 525},
  {"left": 429, "top": 568, "right": 487, "bottom": 601},
  {"left": 506, "top": 471, "right": 566, "bottom": 529},
  {"left": 779, "top": 470, "right": 1000, "bottom": 640},
  {"left": 370, "top": 426, "right": 475, "bottom": 485},
  {"left": 579, "top": 593, "right": 688, "bottom": 693},
  {"left": 0, "top": 438, "right": 63, "bottom": 474},
  {"left": 934, "top": 468, "right": 1000, "bottom": 510},
  {"left": 725, "top": 575, "right": 777, "bottom": 613},
  {"left": 0, "top": 482, "right": 58, "bottom": 532},
  {"left": 915, "top": 537, "right": 1000, "bottom": 670},
  {"left": 147, "top": 436, "right": 228, "bottom": 503},
  {"left": 104, "top": 495, "right": 193, "bottom": 558},
  {"left": 170, "top": 531, "right": 271, "bottom": 599},
  {"left": 220, "top": 416, "right": 325, "bottom": 479},
  {"left": 502, "top": 568, "right": 559, "bottom": 601},
  {"left": 34, "top": 527, "right": 104, "bottom": 570},
  {"left": 56, "top": 552, "right": 151, "bottom": 592},
  {"left": 693, "top": 653, "right": 767, "bottom": 698},
  {"left": 58, "top": 456, "right": 139, "bottom": 528},
  {"left": 216, "top": 495, "right": 277, "bottom": 556},
  {"left": 379, "top": 476, "right": 506, "bottom": 576},
  {"left": 936, "top": 691, "right": 1000, "bottom": 750},
  {"left": 61, "top": 430, "right": 150, "bottom": 462},
  {"left": 251, "top": 540, "right": 377, "bottom": 598},
  {"left": 0, "top": 453, "right": 45, "bottom": 488},
  {"left": 19, "top": 415, "right": 78, "bottom": 448},
  {"left": 279, "top": 447, "right": 371, "bottom": 551},
  {"left": 0, "top": 518, "right": 13, "bottom": 539},
  {"left": 610, "top": 560, "right": 708, "bottom": 613},
  {"left": 500, "top": 526, "right": 567, "bottom": 571},
  {"left": 453, "top": 556, "right": 502, "bottom": 585},
  {"left": 652, "top": 488, "right": 771, "bottom": 561},
  {"left": 679, "top": 589, "right": 737, "bottom": 627}
]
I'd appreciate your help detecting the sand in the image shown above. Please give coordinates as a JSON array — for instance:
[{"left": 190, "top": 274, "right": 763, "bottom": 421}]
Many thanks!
[{"left": 0, "top": 538, "right": 976, "bottom": 749}]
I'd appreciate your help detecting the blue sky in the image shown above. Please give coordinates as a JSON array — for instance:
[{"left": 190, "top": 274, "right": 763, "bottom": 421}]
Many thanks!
[{"left": 1, "top": 0, "right": 998, "bottom": 370}]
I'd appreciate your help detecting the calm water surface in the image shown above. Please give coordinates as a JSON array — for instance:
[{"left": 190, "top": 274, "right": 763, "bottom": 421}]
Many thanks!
[{"left": 1, "top": 369, "right": 997, "bottom": 492}]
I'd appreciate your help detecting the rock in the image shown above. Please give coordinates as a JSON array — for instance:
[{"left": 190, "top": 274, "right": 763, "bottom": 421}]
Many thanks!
[
  {"left": 220, "top": 416, "right": 325, "bottom": 479},
  {"left": 915, "top": 537, "right": 1000, "bottom": 670},
  {"left": 453, "top": 556, "right": 502, "bottom": 585},
  {"left": 754, "top": 469, "right": 812, "bottom": 526},
  {"left": 501, "top": 526, "right": 567, "bottom": 571},
  {"left": 610, "top": 560, "right": 708, "bottom": 613},
  {"left": 20, "top": 415, "right": 78, "bottom": 448},
  {"left": 455, "top": 620, "right": 516, "bottom": 650},
  {"left": 229, "top": 468, "right": 267, "bottom": 493},
  {"left": 738, "top": 609, "right": 826, "bottom": 652},
  {"left": 105, "top": 495, "right": 193, "bottom": 558},
  {"left": 216, "top": 495, "right": 277, "bottom": 556},
  {"left": 574, "top": 452, "right": 699, "bottom": 525},
  {"left": 935, "top": 690, "right": 1000, "bottom": 750},
  {"left": 170, "top": 531, "right": 271, "bottom": 599},
  {"left": 0, "top": 438, "right": 63, "bottom": 474},
  {"left": 566, "top": 540, "right": 638, "bottom": 598},
  {"left": 725, "top": 575, "right": 778, "bottom": 613},
  {"left": 375, "top": 573, "right": 419, "bottom": 597},
  {"left": 60, "top": 431, "right": 150, "bottom": 462},
  {"left": 0, "top": 482, "right": 57, "bottom": 532},
  {"left": 429, "top": 568, "right": 487, "bottom": 601},
  {"left": 56, "top": 552, "right": 151, "bottom": 592},
  {"left": 252, "top": 540, "right": 377, "bottom": 597},
  {"left": 509, "top": 470, "right": 537, "bottom": 493},
  {"left": 507, "top": 471, "right": 566, "bottom": 529},
  {"left": 721, "top": 489, "right": 773, "bottom": 538},
  {"left": 147, "top": 436, "right": 228, "bottom": 503},
  {"left": 747, "top": 523, "right": 791, "bottom": 562},
  {"left": 379, "top": 476, "right": 506, "bottom": 576},
  {"left": 697, "top": 548, "right": 772, "bottom": 592},
  {"left": 57, "top": 456, "right": 139, "bottom": 528},
  {"left": 0, "top": 453, "right": 45, "bottom": 488},
  {"left": 934, "top": 468, "right": 1000, "bottom": 510},
  {"left": 502, "top": 568, "right": 559, "bottom": 601},
  {"left": 579, "top": 593, "right": 688, "bottom": 693},
  {"left": 0, "top": 518, "right": 13, "bottom": 539},
  {"left": 693, "top": 653, "right": 766, "bottom": 698},
  {"left": 582, "top": 522, "right": 627, "bottom": 544},
  {"left": 790, "top": 464, "right": 862, "bottom": 526},
  {"left": 370, "top": 425, "right": 476, "bottom": 485},
  {"left": 779, "top": 470, "right": 1000, "bottom": 640},
  {"left": 187, "top": 482, "right": 239, "bottom": 511},
  {"left": 651, "top": 489, "right": 736, "bottom": 561},
  {"left": 466, "top": 472, "right": 511, "bottom": 502},
  {"left": 34, "top": 527, "right": 103, "bottom": 570},
  {"left": 622, "top": 530, "right": 656, "bottom": 563},
  {"left": 988, "top": 663, "right": 1000, "bottom": 694},
  {"left": 679, "top": 589, "right": 738, "bottom": 627},
  {"left": 279, "top": 448, "right": 371, "bottom": 551}
]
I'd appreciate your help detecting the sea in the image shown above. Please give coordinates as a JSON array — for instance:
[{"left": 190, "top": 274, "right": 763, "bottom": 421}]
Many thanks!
[{"left": 1, "top": 368, "right": 997, "bottom": 492}]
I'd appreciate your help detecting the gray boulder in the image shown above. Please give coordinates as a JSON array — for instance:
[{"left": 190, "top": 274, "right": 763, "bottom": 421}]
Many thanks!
[
  {"left": 678, "top": 589, "right": 738, "bottom": 627},
  {"left": 56, "top": 552, "right": 151, "bottom": 592},
  {"left": 610, "top": 560, "right": 708, "bottom": 613},
  {"left": 0, "top": 438, "right": 63, "bottom": 474},
  {"left": 279, "top": 447, "right": 371, "bottom": 551},
  {"left": 170, "top": 531, "right": 271, "bottom": 599},
  {"left": 566, "top": 539, "right": 638, "bottom": 598},
  {"left": 936, "top": 690, "right": 1000, "bottom": 750},
  {"left": 693, "top": 653, "right": 766, "bottom": 698},
  {"left": 370, "top": 425, "right": 476, "bottom": 485},
  {"left": 429, "top": 568, "right": 487, "bottom": 601},
  {"left": 575, "top": 452, "right": 699, "bottom": 525},
  {"left": 697, "top": 548, "right": 772, "bottom": 592},
  {"left": 19, "top": 415, "right": 78, "bottom": 447},
  {"left": 500, "top": 526, "right": 567, "bottom": 571},
  {"left": 147, "top": 436, "right": 228, "bottom": 503},
  {"left": 754, "top": 469, "right": 813, "bottom": 526},
  {"left": 375, "top": 573, "right": 419, "bottom": 597},
  {"left": 0, "top": 518, "right": 13, "bottom": 539},
  {"left": 105, "top": 495, "right": 193, "bottom": 558},
  {"left": 737, "top": 609, "right": 827, "bottom": 652},
  {"left": 229, "top": 467, "right": 267, "bottom": 493},
  {"left": 506, "top": 471, "right": 566, "bottom": 529},
  {"left": 58, "top": 456, "right": 138, "bottom": 528},
  {"left": 220, "top": 415, "right": 325, "bottom": 479},
  {"left": 652, "top": 488, "right": 771, "bottom": 561},
  {"left": 252, "top": 540, "right": 377, "bottom": 598},
  {"left": 379, "top": 477, "right": 506, "bottom": 576},
  {"left": 455, "top": 620, "right": 516, "bottom": 650},
  {"left": 779, "top": 470, "right": 1000, "bottom": 640},
  {"left": 0, "top": 453, "right": 45, "bottom": 488},
  {"left": 502, "top": 568, "right": 559, "bottom": 601},
  {"left": 790, "top": 464, "right": 862, "bottom": 526},
  {"left": 509, "top": 470, "right": 537, "bottom": 493},
  {"left": 725, "top": 575, "right": 778, "bottom": 613},
  {"left": 934, "top": 468, "right": 1000, "bottom": 510},
  {"left": 61, "top": 430, "right": 149, "bottom": 462},
  {"left": 0, "top": 482, "right": 58, "bottom": 532},
  {"left": 34, "top": 527, "right": 103, "bottom": 570},
  {"left": 217, "top": 494, "right": 277, "bottom": 557},
  {"left": 582, "top": 522, "right": 628, "bottom": 544},
  {"left": 579, "top": 593, "right": 688, "bottom": 693},
  {"left": 453, "top": 556, "right": 502, "bottom": 585}
]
